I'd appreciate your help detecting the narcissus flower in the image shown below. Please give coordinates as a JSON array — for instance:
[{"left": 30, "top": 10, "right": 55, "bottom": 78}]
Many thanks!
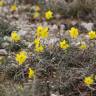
[
  {"left": 10, "top": 4, "right": 17, "bottom": 11},
  {"left": 69, "top": 27, "right": 79, "bottom": 39},
  {"left": 0, "top": 1, "right": 5, "bottom": 7},
  {"left": 60, "top": 40, "right": 69, "bottom": 49},
  {"left": 88, "top": 31, "right": 96, "bottom": 39},
  {"left": 45, "top": 10, "right": 53, "bottom": 20},
  {"left": 11, "top": 31, "right": 21, "bottom": 42},
  {"left": 28, "top": 68, "right": 35, "bottom": 78},
  {"left": 84, "top": 76, "right": 94, "bottom": 86},
  {"left": 16, "top": 51, "right": 27, "bottom": 65}
]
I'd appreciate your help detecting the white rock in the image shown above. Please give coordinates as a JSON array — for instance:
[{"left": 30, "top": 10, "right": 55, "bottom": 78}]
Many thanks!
[
  {"left": 52, "top": 24, "right": 58, "bottom": 30},
  {"left": 51, "top": 94, "right": 57, "bottom": 96},
  {"left": 81, "top": 22, "right": 93, "bottom": 31},
  {"left": 71, "top": 20, "right": 77, "bottom": 25},
  {"left": 18, "top": 30, "right": 28, "bottom": 36},
  {"left": 3, "top": 36, "right": 10, "bottom": 41},
  {"left": 60, "top": 24, "right": 65, "bottom": 30},
  {"left": 28, "top": 43, "right": 33, "bottom": 48},
  {"left": 1, "top": 42, "right": 9, "bottom": 48},
  {"left": 43, "top": 21, "right": 48, "bottom": 27},
  {"left": 55, "top": 14, "right": 61, "bottom": 19},
  {"left": 0, "top": 49, "right": 7, "bottom": 55},
  {"left": 3, "top": 7, "right": 9, "bottom": 13}
]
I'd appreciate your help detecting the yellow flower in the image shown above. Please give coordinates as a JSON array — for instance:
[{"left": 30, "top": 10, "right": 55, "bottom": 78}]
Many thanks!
[
  {"left": 40, "top": 27, "right": 48, "bottom": 38},
  {"left": 35, "top": 44, "right": 44, "bottom": 52},
  {"left": 79, "top": 43, "right": 87, "bottom": 50},
  {"left": 60, "top": 40, "right": 69, "bottom": 49},
  {"left": 16, "top": 51, "right": 27, "bottom": 65},
  {"left": 0, "top": 1, "right": 5, "bottom": 7},
  {"left": 36, "top": 26, "right": 48, "bottom": 38},
  {"left": 34, "top": 38, "right": 40, "bottom": 45},
  {"left": 10, "top": 4, "right": 17, "bottom": 11},
  {"left": 28, "top": 68, "right": 35, "bottom": 78},
  {"left": 69, "top": 27, "right": 79, "bottom": 39},
  {"left": 11, "top": 31, "right": 21, "bottom": 42},
  {"left": 45, "top": 10, "right": 53, "bottom": 20},
  {"left": 37, "top": 26, "right": 43, "bottom": 33},
  {"left": 33, "top": 12, "right": 40, "bottom": 19},
  {"left": 88, "top": 31, "right": 96, "bottom": 39},
  {"left": 84, "top": 76, "right": 94, "bottom": 86}
]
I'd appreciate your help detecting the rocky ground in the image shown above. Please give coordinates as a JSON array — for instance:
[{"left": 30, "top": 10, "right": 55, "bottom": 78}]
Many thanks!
[{"left": 0, "top": 0, "right": 96, "bottom": 96}]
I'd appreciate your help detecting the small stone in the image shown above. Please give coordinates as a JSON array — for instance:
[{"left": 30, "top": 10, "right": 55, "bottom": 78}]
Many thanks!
[
  {"left": 0, "top": 49, "right": 7, "bottom": 56},
  {"left": 28, "top": 43, "right": 33, "bottom": 48},
  {"left": 43, "top": 21, "right": 48, "bottom": 27},
  {"left": 81, "top": 22, "right": 93, "bottom": 31},
  {"left": 51, "top": 24, "right": 58, "bottom": 31},
  {"left": 71, "top": 20, "right": 78, "bottom": 26},
  {"left": 60, "top": 24, "right": 65, "bottom": 30},
  {"left": 18, "top": 30, "right": 28, "bottom": 36},
  {"left": 1, "top": 42, "right": 9, "bottom": 48},
  {"left": 51, "top": 94, "right": 58, "bottom": 96},
  {"left": 3, "top": 36, "right": 10, "bottom": 41},
  {"left": 55, "top": 14, "right": 61, "bottom": 19}
]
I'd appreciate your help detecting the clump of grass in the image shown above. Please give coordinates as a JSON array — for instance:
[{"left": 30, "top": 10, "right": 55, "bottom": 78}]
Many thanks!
[
  {"left": 45, "top": 0, "right": 96, "bottom": 18},
  {"left": 0, "top": 19, "right": 17, "bottom": 37}
]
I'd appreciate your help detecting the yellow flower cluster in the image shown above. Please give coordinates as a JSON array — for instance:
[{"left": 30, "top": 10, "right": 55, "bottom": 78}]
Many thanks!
[
  {"left": 33, "top": 5, "right": 40, "bottom": 19},
  {"left": 69, "top": 27, "right": 96, "bottom": 40},
  {"left": 11, "top": 31, "right": 21, "bottom": 42},
  {"left": 45, "top": 10, "right": 53, "bottom": 20},
  {"left": 28, "top": 68, "right": 35, "bottom": 78},
  {"left": 34, "top": 25, "right": 49, "bottom": 52},
  {"left": 60, "top": 40, "right": 69, "bottom": 49},
  {"left": 32, "top": 8, "right": 53, "bottom": 20},
  {"left": 16, "top": 51, "right": 27, "bottom": 65},
  {"left": 84, "top": 76, "right": 94, "bottom": 86},
  {"left": 69, "top": 27, "right": 79, "bottom": 39},
  {"left": 36, "top": 26, "right": 49, "bottom": 38},
  {"left": 34, "top": 38, "right": 44, "bottom": 52}
]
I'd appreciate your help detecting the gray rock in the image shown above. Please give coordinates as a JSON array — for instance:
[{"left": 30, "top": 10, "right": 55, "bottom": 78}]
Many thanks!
[
  {"left": 81, "top": 22, "right": 94, "bottom": 31},
  {"left": 60, "top": 24, "right": 65, "bottom": 30},
  {"left": 18, "top": 30, "right": 28, "bottom": 36},
  {"left": 1, "top": 42, "right": 9, "bottom": 48},
  {"left": 0, "top": 49, "right": 7, "bottom": 56},
  {"left": 51, "top": 94, "right": 57, "bottom": 96}
]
